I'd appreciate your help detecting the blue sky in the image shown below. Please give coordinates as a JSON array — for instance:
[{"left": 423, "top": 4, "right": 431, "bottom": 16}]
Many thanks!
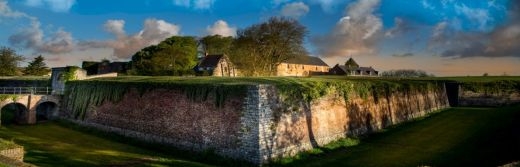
[{"left": 1, "top": 0, "right": 519, "bottom": 76}]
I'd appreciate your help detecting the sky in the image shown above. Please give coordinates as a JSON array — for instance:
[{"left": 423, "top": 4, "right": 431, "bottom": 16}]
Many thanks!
[{"left": 0, "top": 0, "right": 519, "bottom": 76}]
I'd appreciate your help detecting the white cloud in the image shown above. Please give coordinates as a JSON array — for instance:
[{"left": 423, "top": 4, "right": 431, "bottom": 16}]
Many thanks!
[
  {"left": 104, "top": 20, "right": 126, "bottom": 38},
  {"left": 313, "top": 0, "right": 382, "bottom": 57},
  {"left": 272, "top": 0, "right": 291, "bottom": 6},
  {"left": 309, "top": 0, "right": 342, "bottom": 13},
  {"left": 173, "top": 0, "right": 215, "bottom": 10},
  {"left": 9, "top": 20, "right": 75, "bottom": 54},
  {"left": 281, "top": 2, "right": 309, "bottom": 19},
  {"left": 455, "top": 4, "right": 493, "bottom": 31},
  {"left": 173, "top": 0, "right": 190, "bottom": 7},
  {"left": 0, "top": 0, "right": 31, "bottom": 19},
  {"left": 80, "top": 18, "right": 181, "bottom": 59},
  {"left": 206, "top": 20, "right": 236, "bottom": 37},
  {"left": 385, "top": 17, "right": 411, "bottom": 38},
  {"left": 421, "top": 0, "right": 434, "bottom": 10},
  {"left": 24, "top": 0, "right": 76, "bottom": 13}
]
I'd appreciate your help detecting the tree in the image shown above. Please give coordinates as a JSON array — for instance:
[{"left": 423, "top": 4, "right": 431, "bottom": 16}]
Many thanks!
[
  {"left": 0, "top": 47, "right": 24, "bottom": 76},
  {"left": 130, "top": 36, "right": 198, "bottom": 76},
  {"left": 381, "top": 69, "right": 434, "bottom": 77},
  {"left": 231, "top": 17, "right": 308, "bottom": 76},
  {"left": 23, "top": 55, "right": 50, "bottom": 76},
  {"left": 199, "top": 35, "right": 234, "bottom": 56}
]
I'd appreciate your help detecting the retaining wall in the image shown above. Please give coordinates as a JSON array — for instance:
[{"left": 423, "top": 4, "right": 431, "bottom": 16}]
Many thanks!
[
  {"left": 64, "top": 82, "right": 450, "bottom": 165},
  {"left": 0, "top": 147, "right": 24, "bottom": 162}
]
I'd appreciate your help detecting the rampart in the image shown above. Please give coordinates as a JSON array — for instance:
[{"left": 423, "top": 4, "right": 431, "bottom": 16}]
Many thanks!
[{"left": 61, "top": 79, "right": 452, "bottom": 164}]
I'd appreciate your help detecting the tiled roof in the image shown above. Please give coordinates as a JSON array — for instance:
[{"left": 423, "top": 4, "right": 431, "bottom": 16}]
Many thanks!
[
  {"left": 198, "top": 54, "right": 224, "bottom": 68},
  {"left": 284, "top": 55, "right": 329, "bottom": 66}
]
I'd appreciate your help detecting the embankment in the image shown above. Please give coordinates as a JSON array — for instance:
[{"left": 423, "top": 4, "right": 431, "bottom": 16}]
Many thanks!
[{"left": 61, "top": 78, "right": 453, "bottom": 164}]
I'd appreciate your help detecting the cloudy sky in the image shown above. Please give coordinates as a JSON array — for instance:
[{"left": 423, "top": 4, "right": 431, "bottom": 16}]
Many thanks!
[{"left": 0, "top": 0, "right": 519, "bottom": 76}]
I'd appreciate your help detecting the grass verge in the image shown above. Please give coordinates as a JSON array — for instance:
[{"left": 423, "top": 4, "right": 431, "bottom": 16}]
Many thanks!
[{"left": 0, "top": 122, "right": 222, "bottom": 167}]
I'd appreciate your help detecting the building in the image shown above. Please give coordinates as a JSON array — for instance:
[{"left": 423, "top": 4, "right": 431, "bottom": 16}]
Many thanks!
[
  {"left": 194, "top": 54, "right": 237, "bottom": 77},
  {"left": 276, "top": 55, "right": 330, "bottom": 76},
  {"left": 82, "top": 61, "right": 130, "bottom": 75},
  {"left": 330, "top": 58, "right": 379, "bottom": 76}
]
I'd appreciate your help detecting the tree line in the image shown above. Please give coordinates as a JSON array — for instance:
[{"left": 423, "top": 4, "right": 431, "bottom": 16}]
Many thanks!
[
  {"left": 0, "top": 46, "right": 50, "bottom": 76},
  {"left": 130, "top": 17, "right": 307, "bottom": 76}
]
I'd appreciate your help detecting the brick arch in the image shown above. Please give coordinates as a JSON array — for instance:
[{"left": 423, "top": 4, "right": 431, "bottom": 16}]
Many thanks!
[
  {"left": 1, "top": 102, "right": 29, "bottom": 125},
  {"left": 35, "top": 101, "right": 59, "bottom": 121}
]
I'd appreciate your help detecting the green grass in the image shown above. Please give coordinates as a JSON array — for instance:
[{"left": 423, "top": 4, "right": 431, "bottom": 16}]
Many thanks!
[
  {"left": 277, "top": 105, "right": 520, "bottom": 167},
  {"left": 0, "top": 138, "right": 19, "bottom": 150},
  {"left": 0, "top": 123, "right": 213, "bottom": 167}
]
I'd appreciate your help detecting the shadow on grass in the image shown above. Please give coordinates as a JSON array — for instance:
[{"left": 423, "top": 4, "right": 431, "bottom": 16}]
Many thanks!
[
  {"left": 273, "top": 105, "right": 520, "bottom": 167},
  {"left": 53, "top": 119, "right": 254, "bottom": 167}
]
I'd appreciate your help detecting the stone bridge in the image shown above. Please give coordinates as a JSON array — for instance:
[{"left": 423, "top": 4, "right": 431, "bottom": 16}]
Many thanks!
[{"left": 0, "top": 87, "right": 61, "bottom": 125}]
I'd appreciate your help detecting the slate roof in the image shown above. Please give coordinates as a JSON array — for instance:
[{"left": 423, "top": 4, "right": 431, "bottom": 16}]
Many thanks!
[
  {"left": 334, "top": 64, "right": 377, "bottom": 73},
  {"left": 198, "top": 54, "right": 224, "bottom": 68},
  {"left": 283, "top": 55, "right": 329, "bottom": 66}
]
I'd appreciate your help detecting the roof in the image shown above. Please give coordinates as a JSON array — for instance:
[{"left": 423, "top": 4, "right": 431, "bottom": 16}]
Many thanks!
[
  {"left": 283, "top": 55, "right": 329, "bottom": 66},
  {"left": 357, "top": 66, "right": 377, "bottom": 72},
  {"left": 334, "top": 64, "right": 377, "bottom": 72},
  {"left": 345, "top": 58, "right": 359, "bottom": 68},
  {"left": 198, "top": 54, "right": 225, "bottom": 68}
]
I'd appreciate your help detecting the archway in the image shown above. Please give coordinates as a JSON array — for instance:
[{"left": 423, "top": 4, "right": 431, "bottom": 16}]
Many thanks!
[
  {"left": 1, "top": 103, "right": 28, "bottom": 125},
  {"left": 36, "top": 102, "right": 58, "bottom": 121}
]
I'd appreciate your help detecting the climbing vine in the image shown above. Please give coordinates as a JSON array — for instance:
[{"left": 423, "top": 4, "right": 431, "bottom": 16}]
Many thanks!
[
  {"left": 61, "top": 66, "right": 80, "bottom": 82},
  {"left": 64, "top": 80, "right": 249, "bottom": 120}
]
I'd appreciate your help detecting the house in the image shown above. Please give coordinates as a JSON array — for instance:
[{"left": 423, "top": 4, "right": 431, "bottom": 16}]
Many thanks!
[
  {"left": 194, "top": 54, "right": 237, "bottom": 77},
  {"left": 330, "top": 58, "right": 379, "bottom": 76},
  {"left": 276, "top": 55, "right": 330, "bottom": 76},
  {"left": 82, "top": 61, "right": 130, "bottom": 75}
]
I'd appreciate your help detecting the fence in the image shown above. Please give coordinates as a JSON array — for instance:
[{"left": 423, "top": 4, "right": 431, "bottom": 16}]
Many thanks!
[{"left": 0, "top": 87, "right": 52, "bottom": 95}]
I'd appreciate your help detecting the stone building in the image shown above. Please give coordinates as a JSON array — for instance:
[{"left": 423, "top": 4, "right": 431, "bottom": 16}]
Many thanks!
[
  {"left": 194, "top": 54, "right": 238, "bottom": 77},
  {"left": 82, "top": 60, "right": 130, "bottom": 75},
  {"left": 276, "top": 55, "right": 330, "bottom": 76},
  {"left": 330, "top": 58, "right": 379, "bottom": 76}
]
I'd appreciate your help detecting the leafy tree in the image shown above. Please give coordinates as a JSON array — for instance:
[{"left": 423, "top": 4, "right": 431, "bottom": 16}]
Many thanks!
[
  {"left": 0, "top": 47, "right": 24, "bottom": 76},
  {"left": 130, "top": 36, "right": 198, "bottom": 76},
  {"left": 381, "top": 69, "right": 434, "bottom": 78},
  {"left": 199, "top": 35, "right": 233, "bottom": 55},
  {"left": 23, "top": 55, "right": 50, "bottom": 76},
  {"left": 231, "top": 17, "right": 307, "bottom": 76}
]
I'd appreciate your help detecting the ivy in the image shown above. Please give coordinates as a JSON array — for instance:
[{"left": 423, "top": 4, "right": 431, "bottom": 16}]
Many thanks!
[
  {"left": 61, "top": 66, "right": 80, "bottom": 82},
  {"left": 64, "top": 81, "right": 248, "bottom": 120}
]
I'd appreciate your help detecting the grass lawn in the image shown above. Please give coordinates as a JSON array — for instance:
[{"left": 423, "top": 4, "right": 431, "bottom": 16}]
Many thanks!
[
  {"left": 0, "top": 123, "right": 213, "bottom": 167},
  {"left": 279, "top": 105, "right": 520, "bottom": 167}
]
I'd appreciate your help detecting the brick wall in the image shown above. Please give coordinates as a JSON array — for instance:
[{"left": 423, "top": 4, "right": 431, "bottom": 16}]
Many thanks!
[{"left": 67, "top": 84, "right": 450, "bottom": 165}]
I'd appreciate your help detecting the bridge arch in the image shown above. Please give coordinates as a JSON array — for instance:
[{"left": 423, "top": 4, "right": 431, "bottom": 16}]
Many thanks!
[
  {"left": 1, "top": 102, "right": 29, "bottom": 125},
  {"left": 35, "top": 101, "right": 59, "bottom": 121}
]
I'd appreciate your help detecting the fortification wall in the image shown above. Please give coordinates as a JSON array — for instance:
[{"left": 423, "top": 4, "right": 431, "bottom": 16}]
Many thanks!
[
  {"left": 63, "top": 81, "right": 450, "bottom": 165},
  {"left": 254, "top": 84, "right": 449, "bottom": 161},
  {"left": 459, "top": 90, "right": 520, "bottom": 107}
]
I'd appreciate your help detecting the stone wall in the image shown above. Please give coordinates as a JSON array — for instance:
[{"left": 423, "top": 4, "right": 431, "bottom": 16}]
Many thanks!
[
  {"left": 254, "top": 84, "right": 449, "bottom": 161},
  {"left": 65, "top": 83, "right": 450, "bottom": 165},
  {"left": 0, "top": 147, "right": 24, "bottom": 162},
  {"left": 76, "top": 88, "right": 259, "bottom": 162},
  {"left": 459, "top": 90, "right": 520, "bottom": 107}
]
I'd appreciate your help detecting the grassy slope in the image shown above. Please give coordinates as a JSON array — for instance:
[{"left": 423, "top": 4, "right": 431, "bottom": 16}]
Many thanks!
[
  {"left": 0, "top": 123, "right": 212, "bottom": 167},
  {"left": 280, "top": 105, "right": 520, "bottom": 167}
]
